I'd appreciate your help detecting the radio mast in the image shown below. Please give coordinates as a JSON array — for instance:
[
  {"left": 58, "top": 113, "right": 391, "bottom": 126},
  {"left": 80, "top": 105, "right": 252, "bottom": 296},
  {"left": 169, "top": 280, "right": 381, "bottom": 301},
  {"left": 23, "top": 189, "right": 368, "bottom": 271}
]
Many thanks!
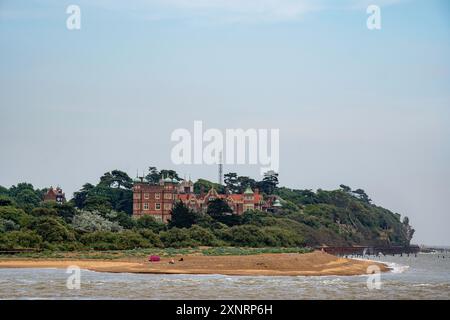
[{"left": 218, "top": 151, "right": 223, "bottom": 185}]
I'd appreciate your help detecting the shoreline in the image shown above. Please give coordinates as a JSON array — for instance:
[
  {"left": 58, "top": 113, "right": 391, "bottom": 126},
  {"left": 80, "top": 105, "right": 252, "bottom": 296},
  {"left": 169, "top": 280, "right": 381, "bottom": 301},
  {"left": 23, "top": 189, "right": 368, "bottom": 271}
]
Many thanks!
[{"left": 0, "top": 251, "right": 389, "bottom": 277}]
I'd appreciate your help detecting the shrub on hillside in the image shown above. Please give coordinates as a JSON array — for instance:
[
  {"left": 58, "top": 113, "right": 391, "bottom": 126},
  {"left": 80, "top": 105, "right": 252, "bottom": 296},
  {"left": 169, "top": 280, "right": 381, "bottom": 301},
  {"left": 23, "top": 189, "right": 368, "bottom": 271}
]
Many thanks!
[
  {"left": 0, "top": 230, "right": 43, "bottom": 250},
  {"left": 28, "top": 216, "right": 76, "bottom": 243},
  {"left": 80, "top": 231, "right": 119, "bottom": 250},
  {"left": 138, "top": 229, "right": 163, "bottom": 247},
  {"left": 0, "top": 218, "right": 19, "bottom": 232},
  {"left": 261, "top": 227, "right": 305, "bottom": 247},
  {"left": 225, "top": 225, "right": 267, "bottom": 247},
  {"left": 0, "top": 206, "right": 32, "bottom": 227},
  {"left": 159, "top": 228, "right": 196, "bottom": 248},
  {"left": 71, "top": 210, "right": 123, "bottom": 233},
  {"left": 136, "top": 215, "right": 166, "bottom": 233},
  {"left": 80, "top": 230, "right": 156, "bottom": 250},
  {"left": 187, "top": 225, "right": 218, "bottom": 246}
]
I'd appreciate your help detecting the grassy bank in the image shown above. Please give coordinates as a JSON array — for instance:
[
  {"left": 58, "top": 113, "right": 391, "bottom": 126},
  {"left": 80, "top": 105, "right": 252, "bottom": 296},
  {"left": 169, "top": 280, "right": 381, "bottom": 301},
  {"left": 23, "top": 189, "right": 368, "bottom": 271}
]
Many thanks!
[{"left": 0, "top": 246, "right": 313, "bottom": 261}]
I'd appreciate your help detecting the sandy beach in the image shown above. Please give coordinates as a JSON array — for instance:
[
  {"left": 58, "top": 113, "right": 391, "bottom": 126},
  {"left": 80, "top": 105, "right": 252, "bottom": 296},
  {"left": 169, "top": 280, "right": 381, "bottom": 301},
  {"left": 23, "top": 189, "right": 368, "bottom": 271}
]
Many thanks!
[{"left": 0, "top": 251, "right": 388, "bottom": 276}]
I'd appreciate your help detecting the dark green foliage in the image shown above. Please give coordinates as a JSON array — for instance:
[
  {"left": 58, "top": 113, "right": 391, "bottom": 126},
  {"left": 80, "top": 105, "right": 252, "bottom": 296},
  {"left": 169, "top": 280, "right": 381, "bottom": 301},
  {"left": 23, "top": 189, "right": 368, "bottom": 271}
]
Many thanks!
[
  {"left": 222, "top": 225, "right": 267, "bottom": 247},
  {"left": 8, "top": 183, "right": 43, "bottom": 209},
  {"left": 0, "top": 185, "right": 9, "bottom": 196},
  {"left": 31, "top": 207, "right": 58, "bottom": 217},
  {"left": 187, "top": 225, "right": 218, "bottom": 246},
  {"left": 99, "top": 170, "right": 133, "bottom": 189},
  {"left": 259, "top": 171, "right": 279, "bottom": 195},
  {"left": 169, "top": 201, "right": 201, "bottom": 229},
  {"left": 278, "top": 186, "right": 414, "bottom": 246},
  {"left": 0, "top": 175, "right": 414, "bottom": 251},
  {"left": 144, "top": 166, "right": 181, "bottom": 184},
  {"left": 113, "top": 211, "right": 136, "bottom": 229},
  {"left": 53, "top": 203, "right": 77, "bottom": 222},
  {"left": 206, "top": 199, "right": 242, "bottom": 226},
  {"left": 194, "top": 179, "right": 225, "bottom": 194},
  {"left": 79, "top": 231, "right": 119, "bottom": 250},
  {"left": 207, "top": 198, "right": 232, "bottom": 218},
  {"left": 72, "top": 171, "right": 133, "bottom": 215},
  {"left": 136, "top": 215, "right": 166, "bottom": 233},
  {"left": 80, "top": 231, "right": 154, "bottom": 250},
  {"left": 28, "top": 216, "right": 75, "bottom": 243},
  {"left": 0, "top": 195, "right": 14, "bottom": 207},
  {"left": 159, "top": 228, "right": 196, "bottom": 248},
  {"left": 0, "top": 230, "right": 43, "bottom": 250},
  {"left": 138, "top": 229, "right": 164, "bottom": 247},
  {"left": 0, "top": 206, "right": 32, "bottom": 226}
]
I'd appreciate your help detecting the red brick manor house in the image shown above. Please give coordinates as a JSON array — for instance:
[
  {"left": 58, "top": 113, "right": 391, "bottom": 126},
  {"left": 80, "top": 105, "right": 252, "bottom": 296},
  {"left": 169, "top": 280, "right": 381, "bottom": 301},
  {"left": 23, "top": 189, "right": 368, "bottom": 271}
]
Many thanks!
[{"left": 132, "top": 177, "right": 280, "bottom": 223}]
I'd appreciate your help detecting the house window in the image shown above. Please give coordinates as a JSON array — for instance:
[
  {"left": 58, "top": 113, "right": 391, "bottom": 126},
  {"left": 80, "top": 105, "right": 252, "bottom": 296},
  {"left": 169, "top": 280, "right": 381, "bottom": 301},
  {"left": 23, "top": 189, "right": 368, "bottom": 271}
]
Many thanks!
[
  {"left": 164, "top": 203, "right": 172, "bottom": 210},
  {"left": 134, "top": 193, "right": 141, "bottom": 199},
  {"left": 164, "top": 193, "right": 172, "bottom": 200},
  {"left": 134, "top": 203, "right": 140, "bottom": 210},
  {"left": 155, "top": 193, "right": 160, "bottom": 199},
  {"left": 143, "top": 203, "right": 149, "bottom": 210},
  {"left": 144, "top": 193, "right": 149, "bottom": 199},
  {"left": 155, "top": 203, "right": 161, "bottom": 210}
]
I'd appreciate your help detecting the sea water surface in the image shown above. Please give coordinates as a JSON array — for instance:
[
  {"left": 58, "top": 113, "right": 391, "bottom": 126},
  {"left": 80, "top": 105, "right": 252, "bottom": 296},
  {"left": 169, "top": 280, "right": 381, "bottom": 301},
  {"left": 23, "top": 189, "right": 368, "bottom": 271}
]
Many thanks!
[{"left": 0, "top": 252, "right": 449, "bottom": 299}]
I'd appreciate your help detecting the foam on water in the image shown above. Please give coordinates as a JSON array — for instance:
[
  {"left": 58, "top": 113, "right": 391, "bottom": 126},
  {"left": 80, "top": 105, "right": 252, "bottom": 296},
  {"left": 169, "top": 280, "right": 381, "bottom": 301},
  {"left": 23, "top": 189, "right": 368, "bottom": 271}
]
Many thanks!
[{"left": 348, "top": 256, "right": 409, "bottom": 274}]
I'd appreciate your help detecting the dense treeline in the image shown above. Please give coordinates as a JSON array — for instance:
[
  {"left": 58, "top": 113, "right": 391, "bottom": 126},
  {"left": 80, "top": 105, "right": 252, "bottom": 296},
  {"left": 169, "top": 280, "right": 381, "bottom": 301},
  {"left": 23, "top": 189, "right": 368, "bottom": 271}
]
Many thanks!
[{"left": 0, "top": 169, "right": 414, "bottom": 251}]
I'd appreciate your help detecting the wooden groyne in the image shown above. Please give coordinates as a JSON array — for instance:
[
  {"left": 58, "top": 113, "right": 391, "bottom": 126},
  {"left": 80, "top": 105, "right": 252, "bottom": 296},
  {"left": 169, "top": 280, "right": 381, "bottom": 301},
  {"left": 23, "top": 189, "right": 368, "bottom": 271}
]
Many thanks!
[{"left": 316, "top": 245, "right": 420, "bottom": 256}]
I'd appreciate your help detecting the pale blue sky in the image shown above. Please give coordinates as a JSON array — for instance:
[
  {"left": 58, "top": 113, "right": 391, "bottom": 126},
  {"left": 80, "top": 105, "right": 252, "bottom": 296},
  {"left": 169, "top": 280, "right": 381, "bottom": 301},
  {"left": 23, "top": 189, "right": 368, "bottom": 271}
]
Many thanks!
[{"left": 0, "top": 0, "right": 449, "bottom": 245}]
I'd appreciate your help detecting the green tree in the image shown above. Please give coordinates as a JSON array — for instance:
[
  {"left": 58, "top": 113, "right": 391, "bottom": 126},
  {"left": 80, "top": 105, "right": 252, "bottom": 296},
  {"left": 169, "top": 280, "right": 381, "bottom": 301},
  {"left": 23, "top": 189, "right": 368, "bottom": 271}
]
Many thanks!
[
  {"left": 224, "top": 172, "right": 239, "bottom": 193},
  {"left": 138, "top": 229, "right": 163, "bottom": 247},
  {"left": 31, "top": 207, "right": 58, "bottom": 217},
  {"left": 194, "top": 179, "right": 225, "bottom": 194},
  {"left": 207, "top": 198, "right": 240, "bottom": 226},
  {"left": 258, "top": 171, "right": 279, "bottom": 195},
  {"left": 207, "top": 198, "right": 233, "bottom": 219},
  {"left": 53, "top": 203, "right": 77, "bottom": 222},
  {"left": 113, "top": 211, "right": 136, "bottom": 229},
  {"left": 0, "top": 195, "right": 14, "bottom": 207},
  {"left": 0, "top": 206, "right": 32, "bottom": 226},
  {"left": 0, "top": 218, "right": 19, "bottom": 232},
  {"left": 29, "top": 216, "right": 75, "bottom": 243},
  {"left": 100, "top": 170, "right": 133, "bottom": 189},
  {"left": 160, "top": 169, "right": 180, "bottom": 180},
  {"left": 15, "top": 189, "right": 41, "bottom": 207},
  {"left": 71, "top": 210, "right": 123, "bottom": 233},
  {"left": 0, "top": 230, "right": 43, "bottom": 250},
  {"left": 145, "top": 166, "right": 160, "bottom": 184},
  {"left": 9, "top": 183, "right": 35, "bottom": 198},
  {"left": 169, "top": 201, "right": 200, "bottom": 229},
  {"left": 236, "top": 176, "right": 256, "bottom": 193},
  {"left": 159, "top": 228, "right": 194, "bottom": 248},
  {"left": 0, "top": 185, "right": 9, "bottom": 196},
  {"left": 72, "top": 183, "right": 94, "bottom": 208},
  {"left": 352, "top": 189, "right": 371, "bottom": 204},
  {"left": 187, "top": 225, "right": 218, "bottom": 246},
  {"left": 136, "top": 215, "right": 166, "bottom": 233},
  {"left": 115, "top": 230, "right": 152, "bottom": 250}
]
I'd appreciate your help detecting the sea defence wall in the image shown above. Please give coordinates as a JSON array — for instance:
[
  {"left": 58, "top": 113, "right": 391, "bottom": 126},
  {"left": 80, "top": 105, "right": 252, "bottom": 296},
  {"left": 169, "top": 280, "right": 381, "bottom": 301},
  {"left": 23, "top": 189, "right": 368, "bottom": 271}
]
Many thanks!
[{"left": 317, "top": 245, "right": 420, "bottom": 256}]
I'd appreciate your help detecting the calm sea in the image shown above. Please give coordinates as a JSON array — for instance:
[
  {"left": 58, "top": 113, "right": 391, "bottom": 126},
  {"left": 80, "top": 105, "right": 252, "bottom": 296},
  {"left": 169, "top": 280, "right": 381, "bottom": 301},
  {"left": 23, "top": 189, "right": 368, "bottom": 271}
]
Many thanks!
[{"left": 0, "top": 252, "right": 449, "bottom": 299}]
